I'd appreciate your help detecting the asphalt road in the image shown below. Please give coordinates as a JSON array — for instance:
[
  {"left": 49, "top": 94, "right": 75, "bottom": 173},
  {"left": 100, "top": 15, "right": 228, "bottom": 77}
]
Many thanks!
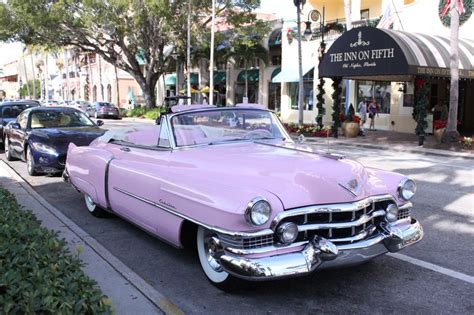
[{"left": 1, "top": 120, "right": 473, "bottom": 314}]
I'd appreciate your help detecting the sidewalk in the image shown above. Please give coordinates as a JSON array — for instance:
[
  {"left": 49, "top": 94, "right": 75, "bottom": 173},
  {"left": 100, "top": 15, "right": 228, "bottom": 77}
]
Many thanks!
[
  {"left": 0, "top": 161, "right": 183, "bottom": 315},
  {"left": 304, "top": 129, "right": 474, "bottom": 159}
]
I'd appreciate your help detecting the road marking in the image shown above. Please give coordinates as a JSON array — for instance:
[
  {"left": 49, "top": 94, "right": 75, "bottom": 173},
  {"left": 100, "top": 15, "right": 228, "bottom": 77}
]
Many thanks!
[{"left": 389, "top": 253, "right": 474, "bottom": 285}]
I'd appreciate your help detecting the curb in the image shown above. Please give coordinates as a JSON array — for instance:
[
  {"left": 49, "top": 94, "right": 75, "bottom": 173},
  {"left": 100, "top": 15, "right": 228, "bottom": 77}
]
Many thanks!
[
  {"left": 0, "top": 160, "right": 183, "bottom": 315},
  {"left": 304, "top": 138, "right": 474, "bottom": 160}
]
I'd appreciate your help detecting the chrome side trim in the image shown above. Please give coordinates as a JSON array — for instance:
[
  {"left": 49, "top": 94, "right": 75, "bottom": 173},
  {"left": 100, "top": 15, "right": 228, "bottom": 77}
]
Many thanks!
[
  {"left": 297, "top": 210, "right": 385, "bottom": 231},
  {"left": 254, "top": 141, "right": 345, "bottom": 160},
  {"left": 104, "top": 157, "right": 114, "bottom": 210},
  {"left": 112, "top": 187, "right": 274, "bottom": 238},
  {"left": 271, "top": 194, "right": 394, "bottom": 230}
]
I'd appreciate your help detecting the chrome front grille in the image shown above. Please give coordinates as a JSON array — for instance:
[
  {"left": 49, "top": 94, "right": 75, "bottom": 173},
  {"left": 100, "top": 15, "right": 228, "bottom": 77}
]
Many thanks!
[
  {"left": 219, "top": 233, "right": 274, "bottom": 250},
  {"left": 278, "top": 196, "right": 395, "bottom": 245}
]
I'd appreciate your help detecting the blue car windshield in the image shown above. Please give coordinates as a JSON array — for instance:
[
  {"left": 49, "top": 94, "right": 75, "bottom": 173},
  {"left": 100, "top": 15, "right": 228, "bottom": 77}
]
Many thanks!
[
  {"left": 2, "top": 105, "right": 28, "bottom": 118},
  {"left": 30, "top": 111, "right": 95, "bottom": 129}
]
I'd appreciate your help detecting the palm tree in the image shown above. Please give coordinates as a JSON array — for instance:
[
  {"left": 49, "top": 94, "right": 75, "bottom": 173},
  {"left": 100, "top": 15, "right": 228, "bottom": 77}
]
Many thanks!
[{"left": 443, "top": 1, "right": 462, "bottom": 142}]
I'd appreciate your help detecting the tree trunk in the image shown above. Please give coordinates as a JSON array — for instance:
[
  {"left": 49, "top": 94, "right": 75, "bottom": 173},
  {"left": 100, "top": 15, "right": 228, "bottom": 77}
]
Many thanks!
[
  {"left": 136, "top": 74, "right": 159, "bottom": 110},
  {"left": 22, "top": 55, "right": 30, "bottom": 98},
  {"left": 30, "top": 53, "right": 36, "bottom": 99},
  {"left": 443, "top": 2, "right": 460, "bottom": 142},
  {"left": 115, "top": 66, "right": 120, "bottom": 107}
]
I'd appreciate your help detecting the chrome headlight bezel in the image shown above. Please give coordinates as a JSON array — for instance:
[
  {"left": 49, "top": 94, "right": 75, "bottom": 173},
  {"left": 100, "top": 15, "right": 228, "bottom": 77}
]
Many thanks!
[
  {"left": 245, "top": 197, "right": 272, "bottom": 226},
  {"left": 398, "top": 178, "right": 416, "bottom": 201}
]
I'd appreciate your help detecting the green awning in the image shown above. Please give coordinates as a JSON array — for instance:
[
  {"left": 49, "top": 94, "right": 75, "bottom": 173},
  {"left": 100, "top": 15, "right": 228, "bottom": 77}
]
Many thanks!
[
  {"left": 184, "top": 73, "right": 199, "bottom": 85},
  {"left": 268, "top": 29, "right": 282, "bottom": 46},
  {"left": 214, "top": 71, "right": 226, "bottom": 84},
  {"left": 237, "top": 69, "right": 259, "bottom": 82},
  {"left": 271, "top": 67, "right": 281, "bottom": 80},
  {"left": 165, "top": 74, "right": 176, "bottom": 86}
]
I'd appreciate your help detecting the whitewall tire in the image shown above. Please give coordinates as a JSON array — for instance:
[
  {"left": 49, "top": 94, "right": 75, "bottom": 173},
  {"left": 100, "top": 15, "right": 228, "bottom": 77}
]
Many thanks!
[
  {"left": 84, "top": 194, "right": 108, "bottom": 218},
  {"left": 197, "top": 226, "right": 239, "bottom": 290}
]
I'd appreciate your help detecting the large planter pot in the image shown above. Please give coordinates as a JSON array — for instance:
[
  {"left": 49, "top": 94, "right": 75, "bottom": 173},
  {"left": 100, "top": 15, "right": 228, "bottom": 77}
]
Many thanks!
[
  {"left": 433, "top": 128, "right": 445, "bottom": 143},
  {"left": 342, "top": 122, "right": 360, "bottom": 138}
]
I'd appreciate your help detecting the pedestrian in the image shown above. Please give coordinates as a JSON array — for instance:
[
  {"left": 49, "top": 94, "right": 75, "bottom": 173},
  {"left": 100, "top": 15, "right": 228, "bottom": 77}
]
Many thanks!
[
  {"left": 358, "top": 98, "right": 367, "bottom": 135},
  {"left": 368, "top": 98, "right": 378, "bottom": 130}
]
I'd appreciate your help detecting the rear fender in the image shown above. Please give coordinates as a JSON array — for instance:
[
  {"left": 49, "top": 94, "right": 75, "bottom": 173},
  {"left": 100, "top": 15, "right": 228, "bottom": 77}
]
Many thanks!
[{"left": 66, "top": 143, "right": 114, "bottom": 208}]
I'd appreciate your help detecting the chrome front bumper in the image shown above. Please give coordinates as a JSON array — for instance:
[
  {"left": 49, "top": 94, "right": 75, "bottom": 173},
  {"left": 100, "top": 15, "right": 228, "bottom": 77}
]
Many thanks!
[{"left": 218, "top": 218, "right": 423, "bottom": 281}]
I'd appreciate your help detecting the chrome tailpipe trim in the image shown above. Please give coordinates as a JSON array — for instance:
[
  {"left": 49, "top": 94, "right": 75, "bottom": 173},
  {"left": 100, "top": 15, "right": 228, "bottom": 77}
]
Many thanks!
[{"left": 217, "top": 218, "right": 423, "bottom": 281}]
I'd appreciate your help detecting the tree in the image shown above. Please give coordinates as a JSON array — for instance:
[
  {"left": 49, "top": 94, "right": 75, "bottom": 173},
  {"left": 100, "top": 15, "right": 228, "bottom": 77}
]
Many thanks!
[
  {"left": 20, "top": 80, "right": 41, "bottom": 99},
  {"left": 0, "top": 0, "right": 263, "bottom": 109}
]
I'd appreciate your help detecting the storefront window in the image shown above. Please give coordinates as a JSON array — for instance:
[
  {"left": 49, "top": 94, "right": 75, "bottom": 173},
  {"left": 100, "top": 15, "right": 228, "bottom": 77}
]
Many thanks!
[
  {"left": 268, "top": 83, "right": 281, "bottom": 111},
  {"left": 357, "top": 80, "right": 391, "bottom": 114},
  {"left": 235, "top": 83, "right": 258, "bottom": 104},
  {"left": 288, "top": 82, "right": 314, "bottom": 110}
]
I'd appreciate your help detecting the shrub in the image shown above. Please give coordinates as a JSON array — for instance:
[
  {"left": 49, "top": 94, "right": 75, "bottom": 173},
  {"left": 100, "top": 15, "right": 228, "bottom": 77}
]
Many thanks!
[
  {"left": 0, "top": 188, "right": 113, "bottom": 314},
  {"left": 144, "top": 108, "right": 161, "bottom": 120},
  {"left": 126, "top": 106, "right": 147, "bottom": 117}
]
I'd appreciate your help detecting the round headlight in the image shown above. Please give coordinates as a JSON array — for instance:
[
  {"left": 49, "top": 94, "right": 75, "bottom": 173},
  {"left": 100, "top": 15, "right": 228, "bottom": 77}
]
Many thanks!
[
  {"left": 276, "top": 222, "right": 299, "bottom": 244},
  {"left": 386, "top": 203, "right": 399, "bottom": 222},
  {"left": 245, "top": 198, "right": 272, "bottom": 226},
  {"left": 398, "top": 178, "right": 416, "bottom": 201}
]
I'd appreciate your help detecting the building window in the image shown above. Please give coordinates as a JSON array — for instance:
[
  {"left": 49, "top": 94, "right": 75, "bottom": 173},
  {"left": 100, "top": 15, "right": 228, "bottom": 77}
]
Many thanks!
[
  {"left": 357, "top": 80, "right": 391, "bottom": 114},
  {"left": 268, "top": 83, "right": 281, "bottom": 111},
  {"left": 360, "top": 9, "right": 370, "bottom": 20},
  {"left": 235, "top": 83, "right": 258, "bottom": 104},
  {"left": 288, "top": 82, "right": 314, "bottom": 111}
]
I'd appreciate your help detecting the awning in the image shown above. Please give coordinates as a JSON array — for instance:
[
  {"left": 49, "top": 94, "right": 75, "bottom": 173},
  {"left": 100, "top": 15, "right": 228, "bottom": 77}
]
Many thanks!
[
  {"left": 165, "top": 74, "right": 176, "bottom": 86},
  {"left": 271, "top": 67, "right": 281, "bottom": 80},
  {"left": 237, "top": 69, "right": 259, "bottom": 82},
  {"left": 268, "top": 29, "right": 282, "bottom": 47},
  {"left": 184, "top": 73, "right": 199, "bottom": 85},
  {"left": 319, "top": 27, "right": 474, "bottom": 79},
  {"left": 272, "top": 61, "right": 314, "bottom": 83},
  {"left": 214, "top": 71, "right": 226, "bottom": 84}
]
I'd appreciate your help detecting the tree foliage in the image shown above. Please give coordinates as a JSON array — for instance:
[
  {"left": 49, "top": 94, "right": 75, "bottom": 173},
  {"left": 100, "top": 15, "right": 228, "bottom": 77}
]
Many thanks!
[{"left": 0, "top": 0, "right": 264, "bottom": 108}]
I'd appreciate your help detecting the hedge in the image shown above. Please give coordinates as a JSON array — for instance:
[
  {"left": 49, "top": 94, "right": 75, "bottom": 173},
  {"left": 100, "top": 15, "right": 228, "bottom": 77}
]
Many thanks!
[{"left": 0, "top": 188, "right": 113, "bottom": 314}]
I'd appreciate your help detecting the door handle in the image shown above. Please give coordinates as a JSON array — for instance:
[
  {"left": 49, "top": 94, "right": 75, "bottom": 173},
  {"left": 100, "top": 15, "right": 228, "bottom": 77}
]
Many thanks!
[{"left": 120, "top": 147, "right": 131, "bottom": 152}]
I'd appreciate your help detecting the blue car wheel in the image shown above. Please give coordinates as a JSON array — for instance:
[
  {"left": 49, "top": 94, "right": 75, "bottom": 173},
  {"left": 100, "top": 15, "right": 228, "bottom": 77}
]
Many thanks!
[{"left": 26, "top": 146, "right": 38, "bottom": 176}]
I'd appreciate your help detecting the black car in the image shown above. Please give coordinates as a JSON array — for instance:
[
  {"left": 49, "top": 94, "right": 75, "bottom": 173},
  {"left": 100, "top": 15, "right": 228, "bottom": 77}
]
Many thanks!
[
  {"left": 0, "top": 101, "right": 39, "bottom": 147},
  {"left": 87, "top": 102, "right": 121, "bottom": 119},
  {"left": 3, "top": 107, "right": 106, "bottom": 175}
]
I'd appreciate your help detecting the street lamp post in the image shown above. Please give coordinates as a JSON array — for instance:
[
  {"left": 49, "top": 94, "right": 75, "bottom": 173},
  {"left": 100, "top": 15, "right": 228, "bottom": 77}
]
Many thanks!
[
  {"left": 294, "top": 0, "right": 306, "bottom": 126},
  {"left": 209, "top": 0, "right": 216, "bottom": 106}
]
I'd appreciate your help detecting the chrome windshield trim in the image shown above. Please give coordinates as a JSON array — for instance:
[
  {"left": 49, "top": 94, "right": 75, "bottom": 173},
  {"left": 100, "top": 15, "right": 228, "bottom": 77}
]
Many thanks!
[
  {"left": 165, "top": 108, "right": 291, "bottom": 149},
  {"left": 112, "top": 187, "right": 273, "bottom": 238},
  {"left": 297, "top": 210, "right": 386, "bottom": 231},
  {"left": 271, "top": 194, "right": 394, "bottom": 230}
]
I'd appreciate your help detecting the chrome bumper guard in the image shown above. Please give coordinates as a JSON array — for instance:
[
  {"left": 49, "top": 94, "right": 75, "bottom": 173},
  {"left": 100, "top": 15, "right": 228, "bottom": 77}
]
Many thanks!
[
  {"left": 218, "top": 218, "right": 423, "bottom": 281},
  {"left": 62, "top": 168, "right": 70, "bottom": 183}
]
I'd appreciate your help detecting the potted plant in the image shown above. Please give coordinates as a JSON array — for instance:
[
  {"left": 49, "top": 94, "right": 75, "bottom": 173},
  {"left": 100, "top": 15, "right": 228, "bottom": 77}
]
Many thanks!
[
  {"left": 433, "top": 120, "right": 447, "bottom": 143},
  {"left": 341, "top": 113, "right": 361, "bottom": 138}
]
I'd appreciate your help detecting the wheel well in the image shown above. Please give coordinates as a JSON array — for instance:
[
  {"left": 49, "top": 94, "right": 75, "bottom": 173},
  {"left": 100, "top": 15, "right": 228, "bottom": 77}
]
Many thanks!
[{"left": 180, "top": 220, "right": 198, "bottom": 249}]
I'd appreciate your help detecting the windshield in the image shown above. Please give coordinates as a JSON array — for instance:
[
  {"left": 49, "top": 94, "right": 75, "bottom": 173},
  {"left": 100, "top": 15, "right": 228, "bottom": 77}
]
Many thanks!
[
  {"left": 170, "top": 109, "right": 288, "bottom": 147},
  {"left": 30, "top": 110, "right": 96, "bottom": 129},
  {"left": 2, "top": 105, "right": 28, "bottom": 118}
]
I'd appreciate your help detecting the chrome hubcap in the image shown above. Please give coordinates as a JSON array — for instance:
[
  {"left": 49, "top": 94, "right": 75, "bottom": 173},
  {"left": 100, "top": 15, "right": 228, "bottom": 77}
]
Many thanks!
[
  {"left": 203, "top": 232, "right": 223, "bottom": 272},
  {"left": 27, "top": 150, "right": 32, "bottom": 171},
  {"left": 85, "top": 195, "right": 95, "bottom": 211}
]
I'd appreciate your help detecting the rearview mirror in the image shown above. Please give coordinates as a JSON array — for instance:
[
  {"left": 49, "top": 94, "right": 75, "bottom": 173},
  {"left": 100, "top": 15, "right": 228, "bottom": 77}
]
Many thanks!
[
  {"left": 96, "top": 120, "right": 104, "bottom": 127},
  {"left": 10, "top": 123, "right": 21, "bottom": 130}
]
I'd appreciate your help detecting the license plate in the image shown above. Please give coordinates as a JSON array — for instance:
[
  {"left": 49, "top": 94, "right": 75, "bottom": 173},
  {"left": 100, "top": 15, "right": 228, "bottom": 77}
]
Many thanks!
[{"left": 108, "top": 112, "right": 115, "bottom": 115}]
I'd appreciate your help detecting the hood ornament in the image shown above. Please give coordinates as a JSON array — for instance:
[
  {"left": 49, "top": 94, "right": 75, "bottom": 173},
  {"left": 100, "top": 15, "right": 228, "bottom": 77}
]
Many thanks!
[{"left": 339, "top": 179, "right": 361, "bottom": 197}]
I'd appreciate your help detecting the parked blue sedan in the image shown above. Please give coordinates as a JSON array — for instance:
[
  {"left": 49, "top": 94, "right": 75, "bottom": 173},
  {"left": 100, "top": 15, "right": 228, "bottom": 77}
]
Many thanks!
[{"left": 3, "top": 107, "right": 106, "bottom": 175}]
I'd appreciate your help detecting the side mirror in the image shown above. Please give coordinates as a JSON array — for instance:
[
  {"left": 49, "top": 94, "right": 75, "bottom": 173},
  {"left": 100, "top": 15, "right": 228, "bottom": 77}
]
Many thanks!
[
  {"left": 96, "top": 120, "right": 104, "bottom": 127},
  {"left": 11, "top": 123, "right": 21, "bottom": 130}
]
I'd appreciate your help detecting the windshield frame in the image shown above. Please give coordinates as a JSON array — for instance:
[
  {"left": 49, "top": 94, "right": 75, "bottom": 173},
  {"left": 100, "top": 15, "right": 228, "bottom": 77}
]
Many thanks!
[{"left": 167, "top": 107, "right": 292, "bottom": 149}]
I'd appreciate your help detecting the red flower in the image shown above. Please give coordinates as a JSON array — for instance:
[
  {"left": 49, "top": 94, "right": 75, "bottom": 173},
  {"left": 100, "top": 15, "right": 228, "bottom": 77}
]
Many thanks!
[{"left": 433, "top": 120, "right": 447, "bottom": 129}]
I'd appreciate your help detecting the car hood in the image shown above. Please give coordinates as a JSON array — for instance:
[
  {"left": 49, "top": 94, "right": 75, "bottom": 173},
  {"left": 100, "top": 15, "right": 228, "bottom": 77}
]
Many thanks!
[
  {"left": 31, "top": 127, "right": 106, "bottom": 150},
  {"left": 171, "top": 141, "right": 402, "bottom": 209}
]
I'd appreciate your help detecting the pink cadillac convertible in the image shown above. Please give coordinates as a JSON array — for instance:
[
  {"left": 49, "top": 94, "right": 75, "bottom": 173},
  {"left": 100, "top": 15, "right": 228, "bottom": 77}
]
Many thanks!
[{"left": 63, "top": 104, "right": 423, "bottom": 289}]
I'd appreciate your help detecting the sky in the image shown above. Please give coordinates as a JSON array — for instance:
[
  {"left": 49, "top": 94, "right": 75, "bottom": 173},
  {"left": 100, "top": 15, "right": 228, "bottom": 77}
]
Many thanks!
[{"left": 1, "top": 1, "right": 295, "bottom": 67}]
